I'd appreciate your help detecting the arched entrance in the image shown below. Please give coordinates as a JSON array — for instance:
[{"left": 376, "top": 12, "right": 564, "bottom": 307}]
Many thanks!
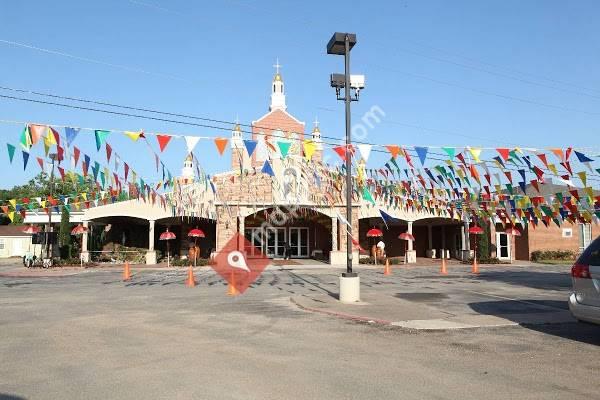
[{"left": 243, "top": 207, "right": 332, "bottom": 261}]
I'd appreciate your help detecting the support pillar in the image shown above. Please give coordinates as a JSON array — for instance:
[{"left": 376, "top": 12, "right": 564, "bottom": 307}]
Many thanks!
[
  {"left": 146, "top": 220, "right": 157, "bottom": 265},
  {"left": 441, "top": 226, "right": 447, "bottom": 259},
  {"left": 406, "top": 221, "right": 416, "bottom": 263},
  {"left": 461, "top": 220, "right": 471, "bottom": 261},
  {"left": 238, "top": 215, "right": 245, "bottom": 251},
  {"left": 330, "top": 213, "right": 358, "bottom": 265},
  {"left": 80, "top": 220, "right": 90, "bottom": 263}
]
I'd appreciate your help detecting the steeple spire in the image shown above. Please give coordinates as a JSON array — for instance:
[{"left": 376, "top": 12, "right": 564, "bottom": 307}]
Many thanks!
[{"left": 270, "top": 58, "right": 286, "bottom": 111}]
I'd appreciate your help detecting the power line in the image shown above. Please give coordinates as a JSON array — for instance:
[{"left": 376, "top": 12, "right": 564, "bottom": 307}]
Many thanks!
[{"left": 0, "top": 38, "right": 196, "bottom": 84}]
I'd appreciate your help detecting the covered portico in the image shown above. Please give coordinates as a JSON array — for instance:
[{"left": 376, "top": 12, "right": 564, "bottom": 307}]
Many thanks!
[{"left": 80, "top": 203, "right": 217, "bottom": 264}]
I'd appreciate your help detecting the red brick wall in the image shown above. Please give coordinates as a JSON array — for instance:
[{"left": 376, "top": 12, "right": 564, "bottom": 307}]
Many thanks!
[
  {"left": 252, "top": 109, "right": 304, "bottom": 167},
  {"left": 515, "top": 223, "right": 599, "bottom": 260}
]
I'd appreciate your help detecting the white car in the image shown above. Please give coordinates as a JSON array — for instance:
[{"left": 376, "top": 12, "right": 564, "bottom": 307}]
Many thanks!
[{"left": 569, "top": 236, "right": 600, "bottom": 325}]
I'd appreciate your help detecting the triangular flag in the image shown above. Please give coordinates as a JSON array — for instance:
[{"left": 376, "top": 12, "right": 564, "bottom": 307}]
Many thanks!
[
  {"left": 65, "top": 127, "right": 80, "bottom": 146},
  {"left": 6, "top": 143, "right": 15, "bottom": 163},
  {"left": 243, "top": 140, "right": 258, "bottom": 157},
  {"left": 156, "top": 134, "right": 172, "bottom": 152},
  {"left": 277, "top": 141, "right": 292, "bottom": 158},
  {"left": 496, "top": 148, "right": 510, "bottom": 161},
  {"left": 184, "top": 136, "right": 200, "bottom": 153},
  {"left": 303, "top": 140, "right": 316, "bottom": 161},
  {"left": 124, "top": 131, "right": 142, "bottom": 141},
  {"left": 414, "top": 146, "right": 428, "bottom": 166},
  {"left": 94, "top": 130, "right": 110, "bottom": 151},
  {"left": 442, "top": 147, "right": 456, "bottom": 159},
  {"left": 105, "top": 143, "right": 112, "bottom": 163},
  {"left": 385, "top": 145, "right": 401, "bottom": 159},
  {"left": 357, "top": 144, "right": 372, "bottom": 162},
  {"left": 29, "top": 124, "right": 45, "bottom": 145},
  {"left": 468, "top": 147, "right": 482, "bottom": 163},
  {"left": 20, "top": 126, "right": 31, "bottom": 150},
  {"left": 261, "top": 160, "right": 275, "bottom": 176},
  {"left": 22, "top": 151, "right": 30, "bottom": 170},
  {"left": 214, "top": 138, "right": 228, "bottom": 155}
]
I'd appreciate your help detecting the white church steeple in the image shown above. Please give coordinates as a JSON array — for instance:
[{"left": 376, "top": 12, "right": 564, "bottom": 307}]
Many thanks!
[{"left": 270, "top": 58, "right": 286, "bottom": 111}]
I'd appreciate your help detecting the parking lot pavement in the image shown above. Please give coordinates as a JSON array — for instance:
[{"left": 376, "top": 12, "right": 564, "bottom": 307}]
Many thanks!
[{"left": 1, "top": 263, "right": 599, "bottom": 400}]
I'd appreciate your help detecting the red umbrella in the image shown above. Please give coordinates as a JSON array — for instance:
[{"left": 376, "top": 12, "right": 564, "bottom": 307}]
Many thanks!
[
  {"left": 71, "top": 224, "right": 89, "bottom": 235},
  {"left": 468, "top": 226, "right": 484, "bottom": 235},
  {"left": 159, "top": 228, "right": 176, "bottom": 267},
  {"left": 187, "top": 228, "right": 205, "bottom": 238},
  {"left": 366, "top": 228, "right": 384, "bottom": 264},
  {"left": 22, "top": 225, "right": 41, "bottom": 234},
  {"left": 187, "top": 228, "right": 205, "bottom": 267},
  {"left": 398, "top": 231, "right": 415, "bottom": 264},
  {"left": 469, "top": 225, "right": 485, "bottom": 265},
  {"left": 70, "top": 224, "right": 89, "bottom": 267},
  {"left": 366, "top": 228, "right": 383, "bottom": 237},
  {"left": 398, "top": 232, "right": 415, "bottom": 241}
]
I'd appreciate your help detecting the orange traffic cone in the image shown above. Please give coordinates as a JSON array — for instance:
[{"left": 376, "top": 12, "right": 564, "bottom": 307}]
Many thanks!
[
  {"left": 123, "top": 262, "right": 131, "bottom": 281},
  {"left": 440, "top": 257, "right": 448, "bottom": 275},
  {"left": 384, "top": 258, "right": 391, "bottom": 276},
  {"left": 227, "top": 270, "right": 239, "bottom": 296},
  {"left": 471, "top": 257, "right": 479, "bottom": 274},
  {"left": 185, "top": 265, "right": 196, "bottom": 287}
]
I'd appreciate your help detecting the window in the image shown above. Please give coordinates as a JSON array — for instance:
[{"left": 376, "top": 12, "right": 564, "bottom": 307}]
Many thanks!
[
  {"left": 562, "top": 228, "right": 573, "bottom": 238},
  {"left": 0, "top": 239, "right": 4, "bottom": 250},
  {"left": 579, "top": 224, "right": 593, "bottom": 251}
]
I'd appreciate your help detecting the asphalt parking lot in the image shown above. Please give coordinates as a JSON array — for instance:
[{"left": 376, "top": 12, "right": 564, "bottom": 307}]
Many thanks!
[{"left": 1, "top": 262, "right": 599, "bottom": 400}]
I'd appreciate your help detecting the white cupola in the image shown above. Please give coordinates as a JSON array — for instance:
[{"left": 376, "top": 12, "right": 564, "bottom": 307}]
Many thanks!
[{"left": 270, "top": 58, "right": 286, "bottom": 111}]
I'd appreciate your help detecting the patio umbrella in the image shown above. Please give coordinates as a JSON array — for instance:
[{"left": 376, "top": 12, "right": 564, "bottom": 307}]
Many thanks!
[
  {"left": 468, "top": 225, "right": 484, "bottom": 265},
  {"left": 366, "top": 228, "right": 383, "bottom": 265},
  {"left": 159, "top": 228, "right": 176, "bottom": 267},
  {"left": 398, "top": 231, "right": 415, "bottom": 265},
  {"left": 71, "top": 224, "right": 89, "bottom": 266},
  {"left": 187, "top": 228, "right": 205, "bottom": 267}
]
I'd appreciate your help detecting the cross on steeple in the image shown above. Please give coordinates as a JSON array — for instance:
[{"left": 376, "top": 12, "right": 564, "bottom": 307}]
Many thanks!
[
  {"left": 313, "top": 117, "right": 319, "bottom": 128},
  {"left": 273, "top": 58, "right": 282, "bottom": 75}
]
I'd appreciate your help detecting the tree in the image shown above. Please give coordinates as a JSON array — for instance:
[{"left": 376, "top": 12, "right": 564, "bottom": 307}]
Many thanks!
[
  {"left": 59, "top": 207, "right": 71, "bottom": 259},
  {"left": 1, "top": 172, "right": 97, "bottom": 225},
  {"left": 477, "top": 220, "right": 491, "bottom": 259}
]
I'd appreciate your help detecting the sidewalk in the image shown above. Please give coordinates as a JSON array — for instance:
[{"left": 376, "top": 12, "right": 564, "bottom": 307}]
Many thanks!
[{"left": 291, "top": 286, "right": 575, "bottom": 331}]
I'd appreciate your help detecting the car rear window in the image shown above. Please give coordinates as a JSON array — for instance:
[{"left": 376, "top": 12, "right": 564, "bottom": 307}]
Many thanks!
[{"left": 577, "top": 236, "right": 600, "bottom": 265}]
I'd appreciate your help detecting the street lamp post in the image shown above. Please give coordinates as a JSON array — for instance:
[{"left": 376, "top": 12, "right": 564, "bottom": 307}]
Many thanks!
[
  {"left": 327, "top": 32, "right": 364, "bottom": 303},
  {"left": 45, "top": 153, "right": 57, "bottom": 261}
]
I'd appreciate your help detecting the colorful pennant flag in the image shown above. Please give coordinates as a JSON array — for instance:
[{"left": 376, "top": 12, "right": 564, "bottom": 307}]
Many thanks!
[
  {"left": 94, "top": 130, "right": 110, "bottom": 151},
  {"left": 214, "top": 138, "right": 228, "bottom": 155}
]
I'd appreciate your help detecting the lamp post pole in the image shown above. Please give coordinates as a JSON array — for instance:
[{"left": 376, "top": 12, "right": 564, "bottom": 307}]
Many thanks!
[
  {"left": 46, "top": 154, "right": 57, "bottom": 260},
  {"left": 343, "top": 34, "right": 353, "bottom": 275}
]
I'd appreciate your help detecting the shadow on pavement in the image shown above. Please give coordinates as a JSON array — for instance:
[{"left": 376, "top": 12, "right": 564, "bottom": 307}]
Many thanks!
[
  {"left": 475, "top": 270, "right": 571, "bottom": 291},
  {"left": 0, "top": 394, "right": 27, "bottom": 400},
  {"left": 469, "top": 299, "right": 600, "bottom": 345}
]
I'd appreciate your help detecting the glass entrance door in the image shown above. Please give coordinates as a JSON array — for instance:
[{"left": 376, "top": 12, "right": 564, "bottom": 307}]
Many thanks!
[
  {"left": 244, "top": 227, "right": 264, "bottom": 257},
  {"left": 496, "top": 232, "right": 511, "bottom": 261},
  {"left": 289, "top": 227, "right": 309, "bottom": 258},
  {"left": 265, "top": 227, "right": 286, "bottom": 258}
]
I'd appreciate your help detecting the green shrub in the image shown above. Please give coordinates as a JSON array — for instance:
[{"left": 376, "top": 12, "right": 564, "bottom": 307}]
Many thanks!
[
  {"left": 170, "top": 257, "right": 210, "bottom": 267},
  {"left": 530, "top": 250, "right": 575, "bottom": 262}
]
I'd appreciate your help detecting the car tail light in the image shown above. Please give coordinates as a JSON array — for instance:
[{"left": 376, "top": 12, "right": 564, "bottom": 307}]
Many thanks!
[{"left": 571, "top": 263, "right": 591, "bottom": 279}]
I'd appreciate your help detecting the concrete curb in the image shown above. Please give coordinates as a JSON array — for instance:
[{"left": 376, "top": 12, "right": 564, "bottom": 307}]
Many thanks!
[{"left": 290, "top": 297, "right": 393, "bottom": 325}]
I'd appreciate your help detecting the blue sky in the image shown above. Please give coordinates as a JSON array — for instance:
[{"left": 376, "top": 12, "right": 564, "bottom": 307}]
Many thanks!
[{"left": 0, "top": 0, "right": 598, "bottom": 189}]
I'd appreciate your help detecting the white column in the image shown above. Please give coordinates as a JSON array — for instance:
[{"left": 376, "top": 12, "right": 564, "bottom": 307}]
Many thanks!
[
  {"left": 406, "top": 221, "right": 416, "bottom": 263},
  {"left": 238, "top": 215, "right": 245, "bottom": 251},
  {"left": 81, "top": 220, "right": 90, "bottom": 262},
  {"left": 441, "top": 226, "right": 446, "bottom": 259},
  {"left": 148, "top": 220, "right": 155, "bottom": 251},
  {"left": 146, "top": 220, "right": 157, "bottom": 264}
]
